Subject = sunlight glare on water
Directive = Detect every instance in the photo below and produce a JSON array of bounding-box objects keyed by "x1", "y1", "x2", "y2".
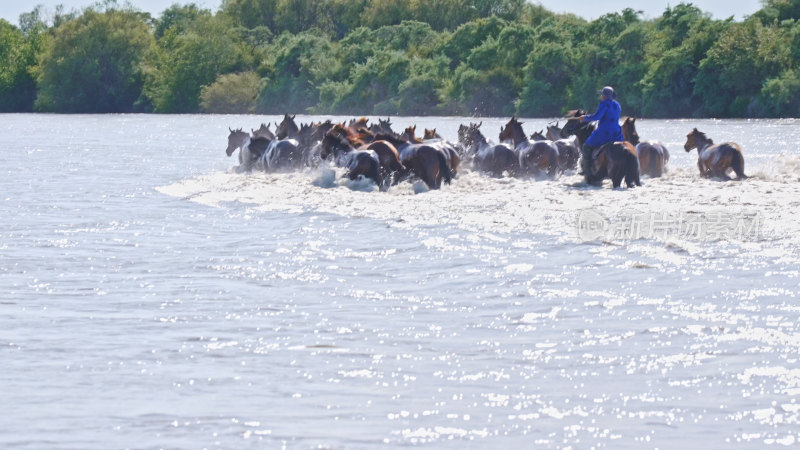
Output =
[{"x1": 1, "y1": 114, "x2": 799, "y2": 448}]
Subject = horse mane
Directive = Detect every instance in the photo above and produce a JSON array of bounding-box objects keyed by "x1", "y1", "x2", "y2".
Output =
[
  {"x1": 329, "y1": 123, "x2": 365, "y2": 148},
  {"x1": 348, "y1": 117, "x2": 369, "y2": 131},
  {"x1": 693, "y1": 128, "x2": 712, "y2": 144},
  {"x1": 373, "y1": 131, "x2": 405, "y2": 147}
]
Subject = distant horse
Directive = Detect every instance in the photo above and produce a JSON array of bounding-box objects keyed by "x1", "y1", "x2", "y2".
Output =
[
  {"x1": 683, "y1": 128, "x2": 746, "y2": 180},
  {"x1": 402, "y1": 126, "x2": 460, "y2": 176},
  {"x1": 369, "y1": 117, "x2": 394, "y2": 135},
  {"x1": 348, "y1": 117, "x2": 370, "y2": 133},
  {"x1": 621, "y1": 117, "x2": 669, "y2": 178},
  {"x1": 374, "y1": 131, "x2": 452, "y2": 190},
  {"x1": 499, "y1": 117, "x2": 558, "y2": 178},
  {"x1": 545, "y1": 122, "x2": 580, "y2": 172},
  {"x1": 252, "y1": 123, "x2": 276, "y2": 140},
  {"x1": 423, "y1": 128, "x2": 440, "y2": 139},
  {"x1": 275, "y1": 113, "x2": 299, "y2": 140},
  {"x1": 458, "y1": 122, "x2": 519, "y2": 177},
  {"x1": 226, "y1": 126, "x2": 302, "y2": 172},
  {"x1": 297, "y1": 120, "x2": 335, "y2": 168},
  {"x1": 561, "y1": 117, "x2": 641, "y2": 188},
  {"x1": 226, "y1": 128, "x2": 270, "y2": 172},
  {"x1": 321, "y1": 125, "x2": 383, "y2": 188}
]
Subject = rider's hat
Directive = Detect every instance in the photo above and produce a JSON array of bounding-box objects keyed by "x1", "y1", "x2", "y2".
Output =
[{"x1": 600, "y1": 86, "x2": 616, "y2": 99}]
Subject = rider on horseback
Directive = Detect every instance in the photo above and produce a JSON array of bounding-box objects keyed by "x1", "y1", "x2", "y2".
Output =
[{"x1": 578, "y1": 86, "x2": 624, "y2": 176}]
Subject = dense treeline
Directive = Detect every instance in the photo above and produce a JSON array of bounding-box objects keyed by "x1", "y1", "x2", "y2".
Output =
[{"x1": 2, "y1": 0, "x2": 800, "y2": 117}]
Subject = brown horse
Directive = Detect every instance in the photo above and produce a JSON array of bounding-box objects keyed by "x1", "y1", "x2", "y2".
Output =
[
  {"x1": 561, "y1": 117, "x2": 641, "y2": 188},
  {"x1": 499, "y1": 117, "x2": 558, "y2": 178},
  {"x1": 683, "y1": 128, "x2": 746, "y2": 180},
  {"x1": 621, "y1": 117, "x2": 669, "y2": 178},
  {"x1": 321, "y1": 125, "x2": 382, "y2": 188},
  {"x1": 374, "y1": 131, "x2": 452, "y2": 190},
  {"x1": 275, "y1": 113, "x2": 299, "y2": 140},
  {"x1": 347, "y1": 117, "x2": 370, "y2": 133},
  {"x1": 420, "y1": 128, "x2": 461, "y2": 176}
]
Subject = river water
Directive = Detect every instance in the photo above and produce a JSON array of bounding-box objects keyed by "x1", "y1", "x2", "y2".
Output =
[{"x1": 1, "y1": 114, "x2": 799, "y2": 448}]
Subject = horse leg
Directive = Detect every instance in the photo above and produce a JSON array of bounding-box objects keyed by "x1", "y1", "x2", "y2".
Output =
[
  {"x1": 697, "y1": 159, "x2": 707, "y2": 177},
  {"x1": 609, "y1": 161, "x2": 623, "y2": 188}
]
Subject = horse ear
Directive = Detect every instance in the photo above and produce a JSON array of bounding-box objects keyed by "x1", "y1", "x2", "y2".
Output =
[
  {"x1": 631, "y1": 117, "x2": 636, "y2": 123},
  {"x1": 478, "y1": 121, "x2": 483, "y2": 128},
  {"x1": 291, "y1": 114, "x2": 296, "y2": 120},
  {"x1": 229, "y1": 127, "x2": 232, "y2": 132}
]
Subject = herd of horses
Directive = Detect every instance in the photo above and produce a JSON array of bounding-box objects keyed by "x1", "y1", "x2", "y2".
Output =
[{"x1": 225, "y1": 112, "x2": 747, "y2": 191}]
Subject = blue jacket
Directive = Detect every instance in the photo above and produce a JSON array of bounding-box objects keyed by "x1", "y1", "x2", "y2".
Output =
[{"x1": 584, "y1": 98, "x2": 623, "y2": 147}]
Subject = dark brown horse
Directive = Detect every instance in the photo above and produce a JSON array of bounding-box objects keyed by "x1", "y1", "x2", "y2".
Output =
[
  {"x1": 321, "y1": 125, "x2": 383, "y2": 188},
  {"x1": 369, "y1": 117, "x2": 394, "y2": 135},
  {"x1": 621, "y1": 117, "x2": 669, "y2": 178},
  {"x1": 561, "y1": 117, "x2": 641, "y2": 188},
  {"x1": 499, "y1": 117, "x2": 559, "y2": 178},
  {"x1": 251, "y1": 123, "x2": 276, "y2": 140},
  {"x1": 300, "y1": 120, "x2": 335, "y2": 167},
  {"x1": 275, "y1": 113, "x2": 299, "y2": 140},
  {"x1": 375, "y1": 131, "x2": 452, "y2": 190},
  {"x1": 458, "y1": 122, "x2": 519, "y2": 177},
  {"x1": 420, "y1": 128, "x2": 461, "y2": 176},
  {"x1": 683, "y1": 128, "x2": 746, "y2": 180}
]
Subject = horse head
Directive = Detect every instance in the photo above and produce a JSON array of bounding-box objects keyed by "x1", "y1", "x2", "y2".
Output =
[
  {"x1": 621, "y1": 117, "x2": 640, "y2": 145},
  {"x1": 321, "y1": 124, "x2": 352, "y2": 160},
  {"x1": 348, "y1": 117, "x2": 370, "y2": 131},
  {"x1": 296, "y1": 122, "x2": 316, "y2": 146},
  {"x1": 546, "y1": 122, "x2": 562, "y2": 141},
  {"x1": 684, "y1": 128, "x2": 711, "y2": 152},
  {"x1": 276, "y1": 113, "x2": 299, "y2": 139},
  {"x1": 530, "y1": 130, "x2": 546, "y2": 141},
  {"x1": 401, "y1": 125, "x2": 421, "y2": 143},
  {"x1": 499, "y1": 116, "x2": 527, "y2": 146},
  {"x1": 226, "y1": 127, "x2": 249, "y2": 156},
  {"x1": 423, "y1": 128, "x2": 440, "y2": 140},
  {"x1": 252, "y1": 122, "x2": 276, "y2": 141}
]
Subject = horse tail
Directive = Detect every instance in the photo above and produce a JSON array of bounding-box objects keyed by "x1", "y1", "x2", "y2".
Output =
[
  {"x1": 731, "y1": 150, "x2": 747, "y2": 179},
  {"x1": 436, "y1": 149, "x2": 452, "y2": 185}
]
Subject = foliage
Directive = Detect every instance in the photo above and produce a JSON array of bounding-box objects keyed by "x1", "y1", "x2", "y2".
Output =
[
  {"x1": 143, "y1": 14, "x2": 249, "y2": 113},
  {"x1": 7, "y1": 0, "x2": 800, "y2": 117},
  {"x1": 34, "y1": 8, "x2": 154, "y2": 112},
  {"x1": 200, "y1": 71, "x2": 261, "y2": 113}
]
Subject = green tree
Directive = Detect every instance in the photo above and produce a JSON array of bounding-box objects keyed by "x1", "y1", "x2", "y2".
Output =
[
  {"x1": 154, "y1": 3, "x2": 210, "y2": 39},
  {"x1": 200, "y1": 71, "x2": 260, "y2": 113},
  {"x1": 318, "y1": 49, "x2": 410, "y2": 114},
  {"x1": 34, "y1": 8, "x2": 154, "y2": 112},
  {"x1": 144, "y1": 14, "x2": 250, "y2": 113},
  {"x1": 695, "y1": 19, "x2": 788, "y2": 116},
  {"x1": 222, "y1": 0, "x2": 278, "y2": 30},
  {"x1": 0, "y1": 20, "x2": 40, "y2": 111},
  {"x1": 257, "y1": 31, "x2": 335, "y2": 113}
]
